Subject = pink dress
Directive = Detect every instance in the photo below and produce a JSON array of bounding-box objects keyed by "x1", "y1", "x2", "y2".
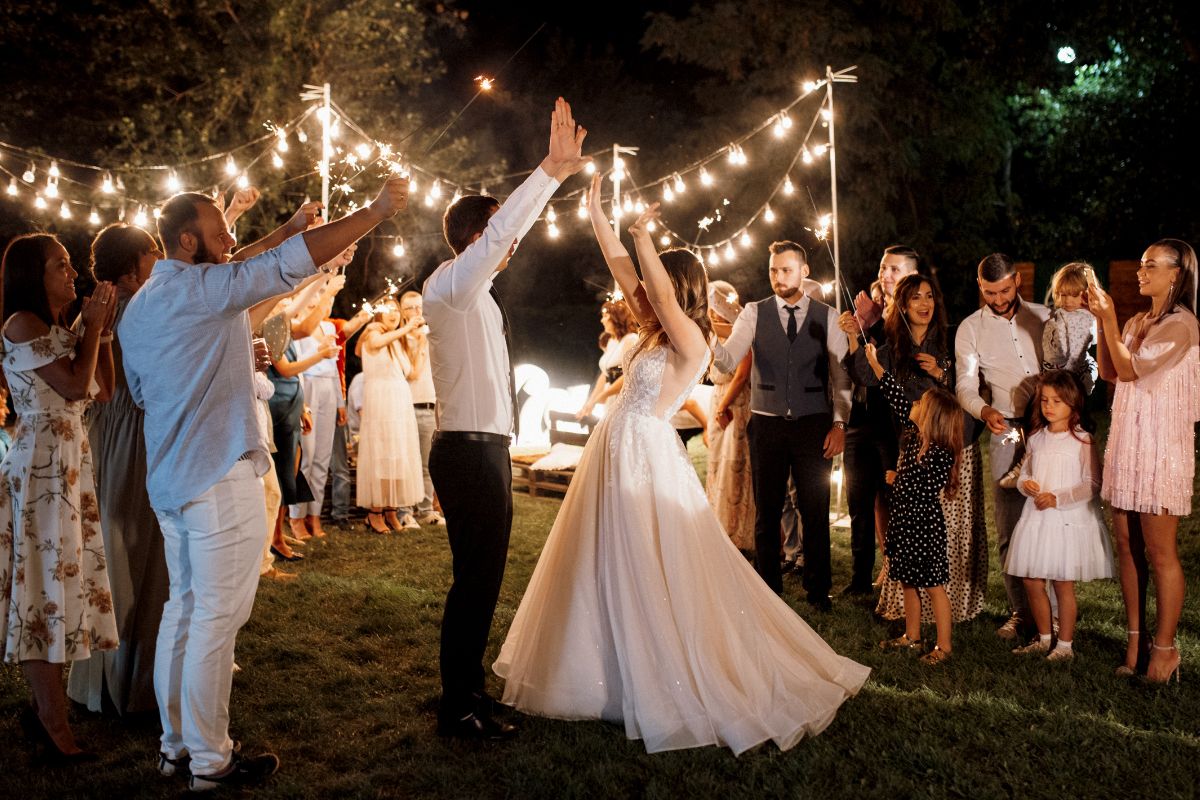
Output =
[{"x1": 1102, "y1": 308, "x2": 1200, "y2": 515}]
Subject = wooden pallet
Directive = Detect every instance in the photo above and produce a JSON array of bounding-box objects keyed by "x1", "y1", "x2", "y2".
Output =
[{"x1": 511, "y1": 411, "x2": 596, "y2": 497}]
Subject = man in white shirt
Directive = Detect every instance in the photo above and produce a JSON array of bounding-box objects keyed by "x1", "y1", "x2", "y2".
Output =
[
  {"x1": 712, "y1": 241, "x2": 851, "y2": 609},
  {"x1": 423, "y1": 97, "x2": 589, "y2": 741},
  {"x1": 954, "y1": 252, "x2": 1049, "y2": 641}
]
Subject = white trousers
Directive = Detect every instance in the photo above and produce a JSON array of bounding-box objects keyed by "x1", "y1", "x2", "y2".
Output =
[
  {"x1": 290, "y1": 374, "x2": 340, "y2": 519},
  {"x1": 153, "y1": 460, "x2": 265, "y2": 776}
]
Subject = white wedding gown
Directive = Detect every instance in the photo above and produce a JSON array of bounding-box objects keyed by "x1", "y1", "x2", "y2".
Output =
[{"x1": 494, "y1": 345, "x2": 870, "y2": 755}]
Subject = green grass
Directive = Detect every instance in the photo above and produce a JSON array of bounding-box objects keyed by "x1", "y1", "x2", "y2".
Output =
[{"x1": 2, "y1": 432, "x2": 1198, "y2": 799}]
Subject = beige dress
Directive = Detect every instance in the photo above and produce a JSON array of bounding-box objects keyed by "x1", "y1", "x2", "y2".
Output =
[
  {"x1": 0, "y1": 324, "x2": 118, "y2": 663},
  {"x1": 705, "y1": 356, "x2": 754, "y2": 552},
  {"x1": 356, "y1": 325, "x2": 423, "y2": 508}
]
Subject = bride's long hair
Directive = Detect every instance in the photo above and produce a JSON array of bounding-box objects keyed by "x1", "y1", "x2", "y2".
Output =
[{"x1": 630, "y1": 248, "x2": 713, "y2": 359}]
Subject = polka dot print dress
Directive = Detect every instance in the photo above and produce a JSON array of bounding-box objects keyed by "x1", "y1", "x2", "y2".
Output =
[{"x1": 878, "y1": 373, "x2": 953, "y2": 589}]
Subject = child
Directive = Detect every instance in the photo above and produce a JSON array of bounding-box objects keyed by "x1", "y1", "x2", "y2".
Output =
[
  {"x1": 1005, "y1": 371, "x2": 1114, "y2": 661},
  {"x1": 999, "y1": 263, "x2": 1099, "y2": 489},
  {"x1": 865, "y1": 343, "x2": 963, "y2": 666},
  {"x1": 1042, "y1": 262, "x2": 1099, "y2": 394}
]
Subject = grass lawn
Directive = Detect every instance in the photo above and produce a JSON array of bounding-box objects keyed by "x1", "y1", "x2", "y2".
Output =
[{"x1": 2, "y1": 434, "x2": 1197, "y2": 799}]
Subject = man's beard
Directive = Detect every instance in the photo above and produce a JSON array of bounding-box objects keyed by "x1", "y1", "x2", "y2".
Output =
[{"x1": 194, "y1": 239, "x2": 222, "y2": 265}]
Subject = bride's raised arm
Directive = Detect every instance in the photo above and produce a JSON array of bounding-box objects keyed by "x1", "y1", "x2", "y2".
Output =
[
  {"x1": 628, "y1": 204, "x2": 708, "y2": 361},
  {"x1": 586, "y1": 173, "x2": 653, "y2": 326}
]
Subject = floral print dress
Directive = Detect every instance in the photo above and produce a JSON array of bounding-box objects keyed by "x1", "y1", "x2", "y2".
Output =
[{"x1": 0, "y1": 324, "x2": 118, "y2": 663}]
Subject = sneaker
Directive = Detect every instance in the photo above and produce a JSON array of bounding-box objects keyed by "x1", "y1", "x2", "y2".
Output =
[
  {"x1": 189, "y1": 751, "x2": 279, "y2": 792},
  {"x1": 996, "y1": 613, "x2": 1023, "y2": 640},
  {"x1": 1046, "y1": 647, "x2": 1074, "y2": 663},
  {"x1": 159, "y1": 752, "x2": 191, "y2": 778},
  {"x1": 1013, "y1": 638, "x2": 1052, "y2": 655},
  {"x1": 400, "y1": 513, "x2": 421, "y2": 530},
  {"x1": 418, "y1": 512, "x2": 446, "y2": 526}
]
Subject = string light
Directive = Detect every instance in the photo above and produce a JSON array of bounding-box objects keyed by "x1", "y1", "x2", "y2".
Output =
[
  {"x1": 646, "y1": 220, "x2": 656, "y2": 233},
  {"x1": 392, "y1": 241, "x2": 406, "y2": 257},
  {"x1": 707, "y1": 250, "x2": 720, "y2": 266},
  {"x1": 45, "y1": 180, "x2": 58, "y2": 199},
  {"x1": 634, "y1": 199, "x2": 645, "y2": 214},
  {"x1": 88, "y1": 207, "x2": 100, "y2": 225},
  {"x1": 584, "y1": 161, "x2": 596, "y2": 175},
  {"x1": 724, "y1": 242, "x2": 735, "y2": 260},
  {"x1": 773, "y1": 116, "x2": 787, "y2": 138},
  {"x1": 59, "y1": 201, "x2": 70, "y2": 219},
  {"x1": 166, "y1": 171, "x2": 181, "y2": 192},
  {"x1": 783, "y1": 177, "x2": 795, "y2": 195},
  {"x1": 153, "y1": 207, "x2": 162, "y2": 219},
  {"x1": 133, "y1": 206, "x2": 148, "y2": 227},
  {"x1": 22, "y1": 163, "x2": 35, "y2": 183},
  {"x1": 6, "y1": 178, "x2": 17, "y2": 196},
  {"x1": 48, "y1": 161, "x2": 60, "y2": 179},
  {"x1": 699, "y1": 167, "x2": 713, "y2": 186},
  {"x1": 764, "y1": 205, "x2": 775, "y2": 223},
  {"x1": 802, "y1": 79, "x2": 818, "y2": 94},
  {"x1": 546, "y1": 206, "x2": 556, "y2": 223},
  {"x1": 812, "y1": 143, "x2": 828, "y2": 157},
  {"x1": 272, "y1": 152, "x2": 284, "y2": 168},
  {"x1": 34, "y1": 194, "x2": 47, "y2": 210},
  {"x1": 224, "y1": 156, "x2": 238, "y2": 176},
  {"x1": 740, "y1": 231, "x2": 752, "y2": 248},
  {"x1": 101, "y1": 173, "x2": 114, "y2": 194},
  {"x1": 660, "y1": 235, "x2": 671, "y2": 246},
  {"x1": 821, "y1": 108, "x2": 833, "y2": 122},
  {"x1": 276, "y1": 130, "x2": 289, "y2": 152},
  {"x1": 236, "y1": 173, "x2": 250, "y2": 189},
  {"x1": 355, "y1": 143, "x2": 372, "y2": 159},
  {"x1": 430, "y1": 180, "x2": 442, "y2": 199},
  {"x1": 623, "y1": 194, "x2": 633, "y2": 213},
  {"x1": 577, "y1": 197, "x2": 587, "y2": 219},
  {"x1": 802, "y1": 148, "x2": 814, "y2": 165},
  {"x1": 547, "y1": 222, "x2": 559, "y2": 239},
  {"x1": 673, "y1": 174, "x2": 685, "y2": 194},
  {"x1": 662, "y1": 183, "x2": 675, "y2": 202}
]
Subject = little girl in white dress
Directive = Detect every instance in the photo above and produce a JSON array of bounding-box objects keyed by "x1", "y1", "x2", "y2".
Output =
[{"x1": 1006, "y1": 371, "x2": 1114, "y2": 661}]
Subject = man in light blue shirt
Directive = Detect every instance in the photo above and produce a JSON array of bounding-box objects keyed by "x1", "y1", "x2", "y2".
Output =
[{"x1": 120, "y1": 178, "x2": 408, "y2": 791}]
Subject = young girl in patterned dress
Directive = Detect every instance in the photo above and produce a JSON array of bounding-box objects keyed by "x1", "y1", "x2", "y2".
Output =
[{"x1": 864, "y1": 343, "x2": 963, "y2": 666}]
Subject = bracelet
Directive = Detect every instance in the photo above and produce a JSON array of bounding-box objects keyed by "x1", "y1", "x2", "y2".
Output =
[{"x1": 99, "y1": 332, "x2": 114, "y2": 344}]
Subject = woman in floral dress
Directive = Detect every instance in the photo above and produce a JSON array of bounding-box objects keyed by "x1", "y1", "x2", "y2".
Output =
[{"x1": 0, "y1": 233, "x2": 118, "y2": 760}]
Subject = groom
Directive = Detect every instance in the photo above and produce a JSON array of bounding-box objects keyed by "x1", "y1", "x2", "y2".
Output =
[
  {"x1": 424, "y1": 97, "x2": 589, "y2": 740},
  {"x1": 712, "y1": 241, "x2": 851, "y2": 608}
]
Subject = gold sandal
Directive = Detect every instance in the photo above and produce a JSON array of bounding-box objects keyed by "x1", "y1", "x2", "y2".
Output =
[
  {"x1": 879, "y1": 634, "x2": 922, "y2": 652},
  {"x1": 919, "y1": 646, "x2": 951, "y2": 666}
]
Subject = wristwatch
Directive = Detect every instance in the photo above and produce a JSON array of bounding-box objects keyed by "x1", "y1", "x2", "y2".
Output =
[{"x1": 832, "y1": 421, "x2": 846, "y2": 430}]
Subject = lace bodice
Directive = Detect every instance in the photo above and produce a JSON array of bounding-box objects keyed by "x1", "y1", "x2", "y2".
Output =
[{"x1": 613, "y1": 345, "x2": 708, "y2": 422}]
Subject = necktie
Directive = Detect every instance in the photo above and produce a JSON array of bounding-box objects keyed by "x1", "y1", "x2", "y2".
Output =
[
  {"x1": 489, "y1": 285, "x2": 520, "y2": 437},
  {"x1": 785, "y1": 305, "x2": 798, "y2": 343}
]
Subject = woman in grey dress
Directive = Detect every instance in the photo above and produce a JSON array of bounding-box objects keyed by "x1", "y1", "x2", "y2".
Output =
[{"x1": 67, "y1": 223, "x2": 169, "y2": 715}]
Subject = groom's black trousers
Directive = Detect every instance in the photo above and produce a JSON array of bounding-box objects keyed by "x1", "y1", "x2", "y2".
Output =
[{"x1": 429, "y1": 432, "x2": 513, "y2": 720}]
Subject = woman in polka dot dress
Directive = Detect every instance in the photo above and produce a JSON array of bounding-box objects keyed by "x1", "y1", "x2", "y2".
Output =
[{"x1": 863, "y1": 343, "x2": 963, "y2": 666}]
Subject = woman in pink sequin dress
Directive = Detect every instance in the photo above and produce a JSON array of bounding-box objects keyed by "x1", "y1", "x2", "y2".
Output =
[{"x1": 1088, "y1": 239, "x2": 1199, "y2": 684}]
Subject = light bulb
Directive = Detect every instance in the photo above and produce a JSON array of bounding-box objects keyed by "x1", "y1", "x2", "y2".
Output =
[
  {"x1": 22, "y1": 163, "x2": 35, "y2": 183},
  {"x1": 409, "y1": 177, "x2": 418, "y2": 192},
  {"x1": 272, "y1": 153, "x2": 284, "y2": 168},
  {"x1": 577, "y1": 204, "x2": 588, "y2": 220},
  {"x1": 782, "y1": 114, "x2": 793, "y2": 129},
  {"x1": 88, "y1": 208, "x2": 100, "y2": 225},
  {"x1": 430, "y1": 180, "x2": 442, "y2": 198},
  {"x1": 236, "y1": 173, "x2": 249, "y2": 189},
  {"x1": 59, "y1": 202, "x2": 71, "y2": 219},
  {"x1": 355, "y1": 143, "x2": 372, "y2": 159},
  {"x1": 783, "y1": 177, "x2": 795, "y2": 195},
  {"x1": 802, "y1": 148, "x2": 814, "y2": 165},
  {"x1": 623, "y1": 194, "x2": 633, "y2": 212},
  {"x1": 34, "y1": 195, "x2": 47, "y2": 210},
  {"x1": 764, "y1": 205, "x2": 775, "y2": 223},
  {"x1": 647, "y1": 220, "x2": 656, "y2": 233},
  {"x1": 167, "y1": 171, "x2": 181, "y2": 192},
  {"x1": 674, "y1": 175, "x2": 686, "y2": 194},
  {"x1": 276, "y1": 132, "x2": 289, "y2": 152},
  {"x1": 821, "y1": 108, "x2": 832, "y2": 121},
  {"x1": 707, "y1": 250, "x2": 720, "y2": 266},
  {"x1": 225, "y1": 156, "x2": 238, "y2": 176},
  {"x1": 660, "y1": 235, "x2": 671, "y2": 247},
  {"x1": 546, "y1": 206, "x2": 556, "y2": 222},
  {"x1": 819, "y1": 213, "x2": 832, "y2": 228},
  {"x1": 740, "y1": 232, "x2": 752, "y2": 248},
  {"x1": 101, "y1": 173, "x2": 114, "y2": 194},
  {"x1": 663, "y1": 184, "x2": 674, "y2": 202},
  {"x1": 6, "y1": 178, "x2": 17, "y2": 196},
  {"x1": 392, "y1": 242, "x2": 406, "y2": 257},
  {"x1": 802, "y1": 79, "x2": 818, "y2": 94},
  {"x1": 699, "y1": 168, "x2": 713, "y2": 186},
  {"x1": 424, "y1": 194, "x2": 434, "y2": 207},
  {"x1": 547, "y1": 222, "x2": 559, "y2": 239},
  {"x1": 296, "y1": 129, "x2": 308, "y2": 143},
  {"x1": 584, "y1": 161, "x2": 596, "y2": 175},
  {"x1": 45, "y1": 181, "x2": 58, "y2": 199},
  {"x1": 48, "y1": 161, "x2": 60, "y2": 179},
  {"x1": 724, "y1": 242, "x2": 735, "y2": 260},
  {"x1": 634, "y1": 200, "x2": 645, "y2": 214},
  {"x1": 773, "y1": 118, "x2": 786, "y2": 138},
  {"x1": 133, "y1": 207, "x2": 148, "y2": 226},
  {"x1": 153, "y1": 207, "x2": 162, "y2": 219},
  {"x1": 727, "y1": 146, "x2": 739, "y2": 165},
  {"x1": 813, "y1": 144, "x2": 828, "y2": 157}
]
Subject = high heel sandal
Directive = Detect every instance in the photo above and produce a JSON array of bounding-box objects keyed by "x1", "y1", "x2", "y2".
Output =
[
  {"x1": 1114, "y1": 630, "x2": 1148, "y2": 678},
  {"x1": 879, "y1": 633, "x2": 922, "y2": 652},
  {"x1": 19, "y1": 705, "x2": 96, "y2": 765},
  {"x1": 1145, "y1": 640, "x2": 1182, "y2": 685},
  {"x1": 364, "y1": 512, "x2": 389, "y2": 534}
]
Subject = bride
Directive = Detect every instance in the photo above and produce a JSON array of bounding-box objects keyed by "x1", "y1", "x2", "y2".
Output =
[{"x1": 494, "y1": 174, "x2": 870, "y2": 755}]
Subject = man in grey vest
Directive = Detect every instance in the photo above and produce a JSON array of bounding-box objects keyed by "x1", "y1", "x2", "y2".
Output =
[{"x1": 713, "y1": 241, "x2": 851, "y2": 607}]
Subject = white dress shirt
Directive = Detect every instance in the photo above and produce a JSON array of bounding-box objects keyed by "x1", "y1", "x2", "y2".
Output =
[
  {"x1": 712, "y1": 293, "x2": 852, "y2": 423},
  {"x1": 954, "y1": 298, "x2": 1050, "y2": 420},
  {"x1": 422, "y1": 167, "x2": 560, "y2": 436}
]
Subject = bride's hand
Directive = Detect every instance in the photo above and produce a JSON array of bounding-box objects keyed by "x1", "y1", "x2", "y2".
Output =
[{"x1": 627, "y1": 203, "x2": 661, "y2": 239}]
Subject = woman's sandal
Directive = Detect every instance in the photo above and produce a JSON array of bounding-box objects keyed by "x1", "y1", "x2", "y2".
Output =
[
  {"x1": 879, "y1": 634, "x2": 923, "y2": 652},
  {"x1": 1145, "y1": 640, "x2": 1182, "y2": 685}
]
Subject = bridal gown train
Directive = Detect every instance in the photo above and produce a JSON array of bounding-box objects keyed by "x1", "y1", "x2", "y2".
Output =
[{"x1": 494, "y1": 345, "x2": 870, "y2": 755}]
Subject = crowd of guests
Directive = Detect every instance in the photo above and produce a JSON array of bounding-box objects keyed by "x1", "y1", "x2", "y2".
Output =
[
  {"x1": 613, "y1": 238, "x2": 1194, "y2": 674},
  {"x1": 0, "y1": 157, "x2": 1195, "y2": 781}
]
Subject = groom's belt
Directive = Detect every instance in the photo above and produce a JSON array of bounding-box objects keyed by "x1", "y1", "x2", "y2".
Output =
[{"x1": 433, "y1": 430, "x2": 512, "y2": 446}]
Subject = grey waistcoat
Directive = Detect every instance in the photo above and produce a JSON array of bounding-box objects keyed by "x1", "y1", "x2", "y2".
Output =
[{"x1": 749, "y1": 297, "x2": 831, "y2": 418}]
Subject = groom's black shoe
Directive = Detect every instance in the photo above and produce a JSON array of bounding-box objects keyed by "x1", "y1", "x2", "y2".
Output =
[
  {"x1": 840, "y1": 582, "x2": 873, "y2": 597},
  {"x1": 437, "y1": 711, "x2": 518, "y2": 741},
  {"x1": 806, "y1": 594, "x2": 833, "y2": 612}
]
